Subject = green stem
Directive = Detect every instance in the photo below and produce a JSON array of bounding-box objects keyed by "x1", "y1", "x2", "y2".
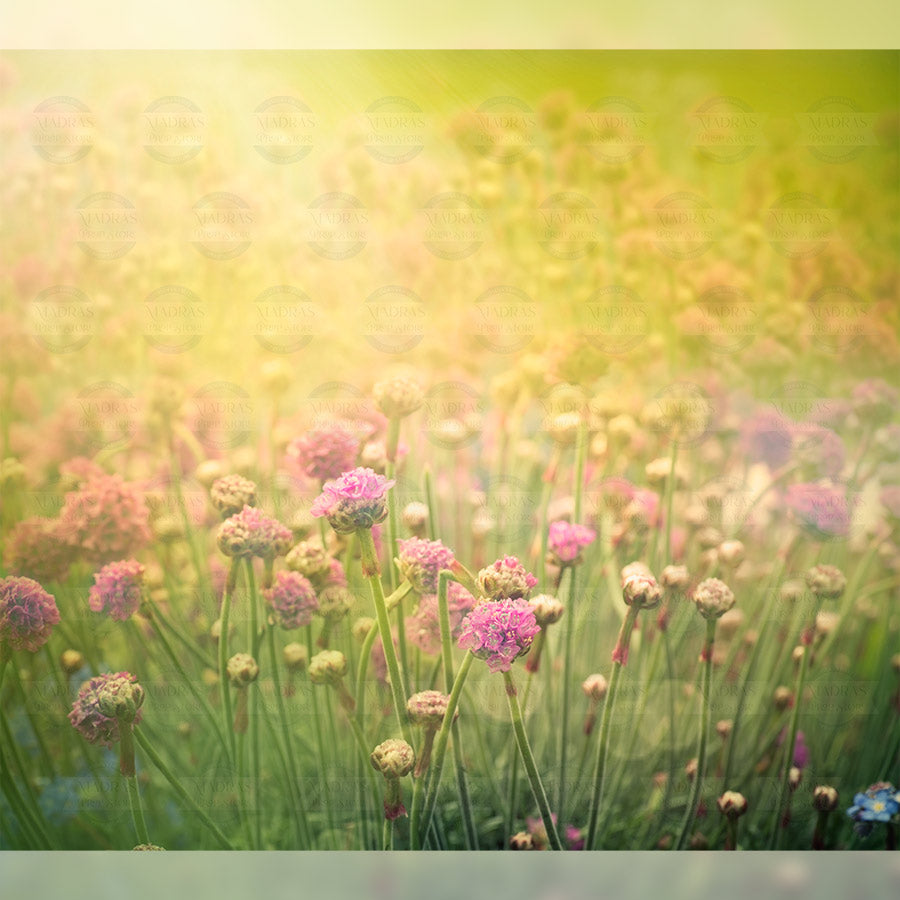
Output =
[
  {"x1": 244, "y1": 559, "x2": 262, "y2": 849},
  {"x1": 218, "y1": 559, "x2": 239, "y2": 764},
  {"x1": 124, "y1": 771, "x2": 151, "y2": 846},
  {"x1": 423, "y1": 466, "x2": 438, "y2": 540},
  {"x1": 503, "y1": 670, "x2": 563, "y2": 850},
  {"x1": 356, "y1": 527, "x2": 412, "y2": 745},
  {"x1": 132, "y1": 727, "x2": 234, "y2": 848},
  {"x1": 675, "y1": 619, "x2": 717, "y2": 850}
]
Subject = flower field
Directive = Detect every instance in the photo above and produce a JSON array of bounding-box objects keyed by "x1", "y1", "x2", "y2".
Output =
[{"x1": 0, "y1": 50, "x2": 898, "y2": 851}]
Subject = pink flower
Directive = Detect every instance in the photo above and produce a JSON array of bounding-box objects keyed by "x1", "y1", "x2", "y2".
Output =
[
  {"x1": 395, "y1": 538, "x2": 455, "y2": 593},
  {"x1": 88, "y1": 559, "x2": 145, "y2": 622},
  {"x1": 217, "y1": 506, "x2": 293, "y2": 558},
  {"x1": 264, "y1": 571, "x2": 319, "y2": 630},
  {"x1": 0, "y1": 575, "x2": 60, "y2": 653},
  {"x1": 68, "y1": 672, "x2": 143, "y2": 747},
  {"x1": 740, "y1": 411, "x2": 793, "y2": 469},
  {"x1": 547, "y1": 521, "x2": 596, "y2": 565},
  {"x1": 407, "y1": 583, "x2": 476, "y2": 656},
  {"x1": 476, "y1": 556, "x2": 538, "y2": 601},
  {"x1": 457, "y1": 598, "x2": 540, "y2": 673},
  {"x1": 311, "y1": 467, "x2": 394, "y2": 534},
  {"x1": 287, "y1": 425, "x2": 359, "y2": 482},
  {"x1": 4, "y1": 517, "x2": 74, "y2": 583},
  {"x1": 784, "y1": 483, "x2": 850, "y2": 538}
]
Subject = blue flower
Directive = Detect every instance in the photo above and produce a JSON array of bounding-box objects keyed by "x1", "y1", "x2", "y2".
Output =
[{"x1": 846, "y1": 782, "x2": 899, "y2": 829}]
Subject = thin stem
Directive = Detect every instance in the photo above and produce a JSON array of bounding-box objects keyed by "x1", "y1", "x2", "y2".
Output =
[
  {"x1": 423, "y1": 466, "x2": 438, "y2": 540},
  {"x1": 217, "y1": 559, "x2": 239, "y2": 764},
  {"x1": 675, "y1": 618, "x2": 717, "y2": 850},
  {"x1": 244, "y1": 559, "x2": 262, "y2": 849},
  {"x1": 584, "y1": 659, "x2": 623, "y2": 850},
  {"x1": 124, "y1": 770, "x2": 151, "y2": 846},
  {"x1": 503, "y1": 670, "x2": 563, "y2": 850}
]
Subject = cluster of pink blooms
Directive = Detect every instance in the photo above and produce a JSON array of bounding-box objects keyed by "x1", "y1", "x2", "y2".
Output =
[
  {"x1": 287, "y1": 425, "x2": 359, "y2": 482},
  {"x1": 739, "y1": 411, "x2": 793, "y2": 469},
  {"x1": 4, "y1": 517, "x2": 75, "y2": 583},
  {"x1": 784, "y1": 483, "x2": 851, "y2": 538},
  {"x1": 264, "y1": 571, "x2": 319, "y2": 630},
  {"x1": 88, "y1": 559, "x2": 145, "y2": 622},
  {"x1": 217, "y1": 506, "x2": 293, "y2": 558},
  {"x1": 406, "y1": 582, "x2": 477, "y2": 656},
  {"x1": 476, "y1": 556, "x2": 538, "y2": 601},
  {"x1": 547, "y1": 520, "x2": 596, "y2": 565},
  {"x1": 0, "y1": 575, "x2": 60, "y2": 653},
  {"x1": 68, "y1": 672, "x2": 143, "y2": 747},
  {"x1": 311, "y1": 467, "x2": 394, "y2": 534},
  {"x1": 395, "y1": 537, "x2": 455, "y2": 593},
  {"x1": 457, "y1": 598, "x2": 540, "y2": 673}
]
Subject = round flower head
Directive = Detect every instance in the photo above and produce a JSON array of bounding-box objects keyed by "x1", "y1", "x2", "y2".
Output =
[
  {"x1": 717, "y1": 791, "x2": 748, "y2": 819},
  {"x1": 740, "y1": 411, "x2": 793, "y2": 469},
  {"x1": 395, "y1": 537, "x2": 455, "y2": 593},
  {"x1": 476, "y1": 556, "x2": 538, "y2": 601},
  {"x1": 717, "y1": 540, "x2": 745, "y2": 568},
  {"x1": 265, "y1": 571, "x2": 318, "y2": 630},
  {"x1": 805, "y1": 564, "x2": 846, "y2": 600},
  {"x1": 660, "y1": 564, "x2": 690, "y2": 592},
  {"x1": 315, "y1": 585, "x2": 353, "y2": 622},
  {"x1": 308, "y1": 649, "x2": 348, "y2": 685},
  {"x1": 0, "y1": 576, "x2": 60, "y2": 654},
  {"x1": 69, "y1": 672, "x2": 144, "y2": 746},
  {"x1": 623, "y1": 573, "x2": 663, "y2": 610},
  {"x1": 4, "y1": 517, "x2": 74, "y2": 583},
  {"x1": 217, "y1": 506, "x2": 293, "y2": 558},
  {"x1": 285, "y1": 539, "x2": 332, "y2": 581},
  {"x1": 457, "y1": 598, "x2": 540, "y2": 673},
  {"x1": 509, "y1": 832, "x2": 535, "y2": 851},
  {"x1": 373, "y1": 376, "x2": 424, "y2": 419},
  {"x1": 287, "y1": 425, "x2": 359, "y2": 483},
  {"x1": 813, "y1": 785, "x2": 839, "y2": 812},
  {"x1": 370, "y1": 738, "x2": 415, "y2": 778},
  {"x1": 88, "y1": 559, "x2": 144, "y2": 622},
  {"x1": 311, "y1": 467, "x2": 395, "y2": 534},
  {"x1": 401, "y1": 501, "x2": 429, "y2": 537},
  {"x1": 407, "y1": 583, "x2": 476, "y2": 656},
  {"x1": 582, "y1": 673, "x2": 608, "y2": 701},
  {"x1": 692, "y1": 578, "x2": 735, "y2": 620},
  {"x1": 226, "y1": 653, "x2": 259, "y2": 687},
  {"x1": 95, "y1": 672, "x2": 145, "y2": 722},
  {"x1": 528, "y1": 593, "x2": 564, "y2": 627},
  {"x1": 547, "y1": 521, "x2": 596, "y2": 566},
  {"x1": 784, "y1": 483, "x2": 850, "y2": 539},
  {"x1": 283, "y1": 642, "x2": 308, "y2": 671},
  {"x1": 620, "y1": 561, "x2": 653, "y2": 587},
  {"x1": 846, "y1": 782, "x2": 899, "y2": 833},
  {"x1": 210, "y1": 474, "x2": 257, "y2": 518},
  {"x1": 406, "y1": 690, "x2": 451, "y2": 729}
]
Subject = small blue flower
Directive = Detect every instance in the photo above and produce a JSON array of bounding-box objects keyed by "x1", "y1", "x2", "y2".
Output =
[{"x1": 846, "y1": 782, "x2": 899, "y2": 829}]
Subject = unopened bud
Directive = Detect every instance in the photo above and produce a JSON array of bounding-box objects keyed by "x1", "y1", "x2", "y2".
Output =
[
  {"x1": 226, "y1": 653, "x2": 259, "y2": 687},
  {"x1": 283, "y1": 642, "x2": 308, "y2": 672},
  {"x1": 812, "y1": 785, "x2": 839, "y2": 812}
]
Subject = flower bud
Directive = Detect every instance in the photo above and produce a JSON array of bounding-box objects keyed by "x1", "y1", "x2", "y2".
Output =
[
  {"x1": 226, "y1": 653, "x2": 259, "y2": 687},
  {"x1": 716, "y1": 719, "x2": 733, "y2": 740},
  {"x1": 660, "y1": 564, "x2": 690, "y2": 593},
  {"x1": 133, "y1": 843, "x2": 166, "y2": 851},
  {"x1": 406, "y1": 690, "x2": 451, "y2": 730},
  {"x1": 373, "y1": 377, "x2": 424, "y2": 419},
  {"x1": 528, "y1": 593, "x2": 564, "y2": 626},
  {"x1": 805, "y1": 564, "x2": 846, "y2": 600},
  {"x1": 210, "y1": 475, "x2": 257, "y2": 518},
  {"x1": 283, "y1": 642, "x2": 308, "y2": 672},
  {"x1": 717, "y1": 540, "x2": 745, "y2": 568},
  {"x1": 401, "y1": 501, "x2": 429, "y2": 537},
  {"x1": 692, "y1": 578, "x2": 735, "y2": 620},
  {"x1": 774, "y1": 686, "x2": 793, "y2": 710},
  {"x1": 582, "y1": 673, "x2": 608, "y2": 701},
  {"x1": 812, "y1": 785, "x2": 839, "y2": 812},
  {"x1": 789, "y1": 766, "x2": 802, "y2": 791},
  {"x1": 60, "y1": 649, "x2": 85, "y2": 675},
  {"x1": 623, "y1": 573, "x2": 662, "y2": 610},
  {"x1": 96, "y1": 676, "x2": 145, "y2": 722},
  {"x1": 352, "y1": 616, "x2": 376, "y2": 643},
  {"x1": 717, "y1": 791, "x2": 748, "y2": 819},
  {"x1": 509, "y1": 831, "x2": 535, "y2": 850},
  {"x1": 308, "y1": 649, "x2": 347, "y2": 685}
]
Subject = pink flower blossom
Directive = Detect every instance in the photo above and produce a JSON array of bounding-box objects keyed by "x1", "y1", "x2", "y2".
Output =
[
  {"x1": 457, "y1": 598, "x2": 540, "y2": 673},
  {"x1": 311, "y1": 467, "x2": 394, "y2": 534},
  {"x1": 547, "y1": 521, "x2": 596, "y2": 565},
  {"x1": 395, "y1": 538, "x2": 455, "y2": 593},
  {"x1": 88, "y1": 559, "x2": 145, "y2": 621},
  {"x1": 265, "y1": 571, "x2": 319, "y2": 630},
  {"x1": 0, "y1": 575, "x2": 60, "y2": 653},
  {"x1": 68, "y1": 672, "x2": 143, "y2": 747},
  {"x1": 287, "y1": 425, "x2": 359, "y2": 482}
]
